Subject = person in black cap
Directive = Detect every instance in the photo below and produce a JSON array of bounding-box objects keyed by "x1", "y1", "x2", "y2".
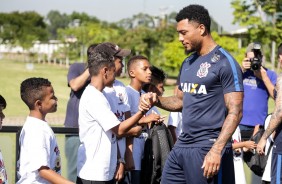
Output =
[
  {"x1": 64, "y1": 44, "x2": 97, "y2": 182},
  {"x1": 76, "y1": 42, "x2": 151, "y2": 184}
]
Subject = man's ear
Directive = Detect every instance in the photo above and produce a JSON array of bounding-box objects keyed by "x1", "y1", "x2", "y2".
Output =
[{"x1": 199, "y1": 24, "x2": 206, "y2": 36}]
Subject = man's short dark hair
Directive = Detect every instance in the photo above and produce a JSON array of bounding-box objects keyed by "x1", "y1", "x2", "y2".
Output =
[
  {"x1": 0, "y1": 95, "x2": 6, "y2": 109},
  {"x1": 176, "y1": 4, "x2": 211, "y2": 33},
  {"x1": 278, "y1": 43, "x2": 282, "y2": 55},
  {"x1": 127, "y1": 55, "x2": 149, "y2": 76},
  {"x1": 88, "y1": 51, "x2": 115, "y2": 76},
  {"x1": 20, "y1": 77, "x2": 52, "y2": 110}
]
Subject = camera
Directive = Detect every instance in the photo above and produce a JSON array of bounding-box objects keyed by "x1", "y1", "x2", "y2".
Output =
[{"x1": 249, "y1": 43, "x2": 263, "y2": 71}]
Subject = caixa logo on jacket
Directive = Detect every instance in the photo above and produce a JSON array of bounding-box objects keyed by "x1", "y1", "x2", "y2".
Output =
[{"x1": 180, "y1": 83, "x2": 207, "y2": 95}]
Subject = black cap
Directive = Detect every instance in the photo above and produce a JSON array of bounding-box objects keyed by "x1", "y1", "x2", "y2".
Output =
[{"x1": 93, "y1": 42, "x2": 131, "y2": 57}]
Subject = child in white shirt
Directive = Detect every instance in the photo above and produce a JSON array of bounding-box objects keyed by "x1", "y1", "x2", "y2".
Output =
[{"x1": 17, "y1": 77, "x2": 73, "y2": 184}]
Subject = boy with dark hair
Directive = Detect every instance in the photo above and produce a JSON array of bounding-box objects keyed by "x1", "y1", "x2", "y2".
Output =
[
  {"x1": 142, "y1": 65, "x2": 166, "y2": 96},
  {"x1": 64, "y1": 43, "x2": 97, "y2": 182},
  {"x1": 126, "y1": 56, "x2": 162, "y2": 184},
  {"x1": 17, "y1": 77, "x2": 74, "y2": 184},
  {"x1": 0, "y1": 95, "x2": 8, "y2": 184},
  {"x1": 93, "y1": 42, "x2": 142, "y2": 182},
  {"x1": 76, "y1": 45, "x2": 152, "y2": 184}
]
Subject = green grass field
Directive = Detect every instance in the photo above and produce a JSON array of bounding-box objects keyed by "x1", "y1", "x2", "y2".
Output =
[
  {"x1": 0, "y1": 59, "x2": 174, "y2": 121},
  {"x1": 0, "y1": 59, "x2": 69, "y2": 118}
]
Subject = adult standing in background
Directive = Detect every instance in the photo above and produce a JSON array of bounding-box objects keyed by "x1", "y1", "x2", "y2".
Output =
[
  {"x1": 64, "y1": 44, "x2": 97, "y2": 182},
  {"x1": 239, "y1": 42, "x2": 277, "y2": 140}
]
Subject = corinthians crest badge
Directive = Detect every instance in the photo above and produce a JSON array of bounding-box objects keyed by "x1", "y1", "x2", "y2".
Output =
[{"x1": 197, "y1": 62, "x2": 211, "y2": 78}]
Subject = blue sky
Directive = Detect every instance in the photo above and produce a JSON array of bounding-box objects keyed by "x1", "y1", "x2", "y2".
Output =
[{"x1": 0, "y1": 0, "x2": 240, "y2": 32}]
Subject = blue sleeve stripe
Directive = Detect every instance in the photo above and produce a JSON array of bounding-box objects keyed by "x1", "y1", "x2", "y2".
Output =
[
  {"x1": 219, "y1": 48, "x2": 241, "y2": 91},
  {"x1": 277, "y1": 154, "x2": 282, "y2": 184}
]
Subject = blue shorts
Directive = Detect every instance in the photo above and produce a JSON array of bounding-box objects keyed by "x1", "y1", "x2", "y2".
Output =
[
  {"x1": 271, "y1": 151, "x2": 282, "y2": 184},
  {"x1": 161, "y1": 146, "x2": 235, "y2": 184}
]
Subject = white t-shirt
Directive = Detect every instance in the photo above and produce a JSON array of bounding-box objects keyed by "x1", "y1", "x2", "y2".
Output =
[
  {"x1": 167, "y1": 112, "x2": 182, "y2": 137},
  {"x1": 104, "y1": 80, "x2": 130, "y2": 159},
  {"x1": 126, "y1": 85, "x2": 146, "y2": 171},
  {"x1": 77, "y1": 85, "x2": 120, "y2": 181},
  {"x1": 17, "y1": 116, "x2": 61, "y2": 184},
  {"x1": 232, "y1": 126, "x2": 246, "y2": 184},
  {"x1": 0, "y1": 149, "x2": 8, "y2": 184}
]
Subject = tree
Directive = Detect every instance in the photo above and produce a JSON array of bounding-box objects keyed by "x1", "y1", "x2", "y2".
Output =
[
  {"x1": 57, "y1": 21, "x2": 122, "y2": 62},
  {"x1": 212, "y1": 31, "x2": 246, "y2": 64},
  {"x1": 162, "y1": 37, "x2": 187, "y2": 77},
  {"x1": 231, "y1": 0, "x2": 282, "y2": 64},
  {"x1": 0, "y1": 11, "x2": 48, "y2": 49},
  {"x1": 46, "y1": 10, "x2": 70, "y2": 39}
]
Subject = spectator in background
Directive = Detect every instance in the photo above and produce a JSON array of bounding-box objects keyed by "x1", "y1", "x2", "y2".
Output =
[
  {"x1": 64, "y1": 44, "x2": 97, "y2": 182},
  {"x1": 239, "y1": 42, "x2": 277, "y2": 184},
  {"x1": 0, "y1": 95, "x2": 8, "y2": 184},
  {"x1": 239, "y1": 42, "x2": 277, "y2": 139}
]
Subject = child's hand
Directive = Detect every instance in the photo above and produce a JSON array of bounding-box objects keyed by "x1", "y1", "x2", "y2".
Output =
[
  {"x1": 144, "y1": 113, "x2": 160, "y2": 123},
  {"x1": 243, "y1": 141, "x2": 257, "y2": 151}
]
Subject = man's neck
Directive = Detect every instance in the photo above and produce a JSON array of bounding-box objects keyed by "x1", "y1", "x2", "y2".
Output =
[{"x1": 198, "y1": 37, "x2": 217, "y2": 56}]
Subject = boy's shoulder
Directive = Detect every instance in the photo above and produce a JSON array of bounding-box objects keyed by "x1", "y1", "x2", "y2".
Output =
[{"x1": 22, "y1": 116, "x2": 52, "y2": 133}]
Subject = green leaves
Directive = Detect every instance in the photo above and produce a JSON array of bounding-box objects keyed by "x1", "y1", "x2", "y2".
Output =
[
  {"x1": 231, "y1": 0, "x2": 282, "y2": 44},
  {"x1": 0, "y1": 11, "x2": 48, "y2": 48}
]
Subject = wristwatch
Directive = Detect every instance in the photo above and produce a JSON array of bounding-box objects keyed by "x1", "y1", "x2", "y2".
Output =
[{"x1": 118, "y1": 158, "x2": 126, "y2": 164}]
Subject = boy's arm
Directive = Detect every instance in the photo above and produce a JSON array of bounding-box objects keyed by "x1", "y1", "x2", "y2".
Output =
[
  {"x1": 138, "y1": 113, "x2": 160, "y2": 124},
  {"x1": 39, "y1": 166, "x2": 74, "y2": 184},
  {"x1": 122, "y1": 126, "x2": 142, "y2": 137},
  {"x1": 115, "y1": 143, "x2": 125, "y2": 181},
  {"x1": 232, "y1": 141, "x2": 256, "y2": 150},
  {"x1": 125, "y1": 137, "x2": 135, "y2": 170}
]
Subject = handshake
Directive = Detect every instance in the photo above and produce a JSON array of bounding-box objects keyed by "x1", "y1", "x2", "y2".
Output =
[{"x1": 138, "y1": 92, "x2": 158, "y2": 113}]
